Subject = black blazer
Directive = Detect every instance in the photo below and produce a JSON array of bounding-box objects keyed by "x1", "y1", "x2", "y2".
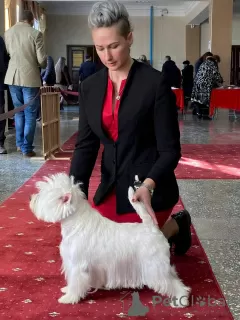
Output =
[{"x1": 70, "y1": 60, "x2": 181, "y2": 214}]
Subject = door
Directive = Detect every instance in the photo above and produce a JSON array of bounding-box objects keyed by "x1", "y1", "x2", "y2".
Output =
[{"x1": 231, "y1": 46, "x2": 240, "y2": 85}]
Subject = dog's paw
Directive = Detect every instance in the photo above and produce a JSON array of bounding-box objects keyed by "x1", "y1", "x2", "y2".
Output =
[
  {"x1": 58, "y1": 293, "x2": 79, "y2": 304},
  {"x1": 170, "y1": 296, "x2": 189, "y2": 308},
  {"x1": 61, "y1": 286, "x2": 68, "y2": 293}
]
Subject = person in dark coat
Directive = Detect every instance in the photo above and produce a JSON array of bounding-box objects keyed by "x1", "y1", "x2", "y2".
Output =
[
  {"x1": 0, "y1": 36, "x2": 9, "y2": 154},
  {"x1": 162, "y1": 56, "x2": 181, "y2": 88},
  {"x1": 41, "y1": 56, "x2": 56, "y2": 86},
  {"x1": 182, "y1": 60, "x2": 194, "y2": 99},
  {"x1": 79, "y1": 54, "x2": 97, "y2": 82}
]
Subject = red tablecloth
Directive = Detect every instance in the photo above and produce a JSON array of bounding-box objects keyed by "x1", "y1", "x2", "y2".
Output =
[
  {"x1": 172, "y1": 88, "x2": 184, "y2": 111},
  {"x1": 210, "y1": 88, "x2": 240, "y2": 116}
]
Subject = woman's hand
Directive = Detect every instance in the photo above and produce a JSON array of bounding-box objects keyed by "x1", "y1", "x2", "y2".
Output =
[{"x1": 132, "y1": 186, "x2": 158, "y2": 225}]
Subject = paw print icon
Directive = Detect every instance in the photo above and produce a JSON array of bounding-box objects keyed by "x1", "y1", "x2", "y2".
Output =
[{"x1": 195, "y1": 296, "x2": 206, "y2": 307}]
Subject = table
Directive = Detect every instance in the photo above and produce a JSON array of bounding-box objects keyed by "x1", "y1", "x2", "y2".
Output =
[{"x1": 209, "y1": 88, "x2": 240, "y2": 116}]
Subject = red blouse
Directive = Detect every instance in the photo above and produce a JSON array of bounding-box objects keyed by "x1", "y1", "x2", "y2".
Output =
[{"x1": 102, "y1": 77, "x2": 127, "y2": 141}]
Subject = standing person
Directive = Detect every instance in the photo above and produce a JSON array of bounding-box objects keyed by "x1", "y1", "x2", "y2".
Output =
[
  {"x1": 0, "y1": 36, "x2": 9, "y2": 154},
  {"x1": 55, "y1": 57, "x2": 72, "y2": 109},
  {"x1": 194, "y1": 52, "x2": 213, "y2": 76},
  {"x1": 162, "y1": 56, "x2": 181, "y2": 88},
  {"x1": 41, "y1": 55, "x2": 56, "y2": 86},
  {"x1": 79, "y1": 54, "x2": 97, "y2": 82},
  {"x1": 55, "y1": 57, "x2": 72, "y2": 89},
  {"x1": 138, "y1": 54, "x2": 149, "y2": 65},
  {"x1": 4, "y1": 10, "x2": 47, "y2": 157},
  {"x1": 70, "y1": 0, "x2": 192, "y2": 256},
  {"x1": 182, "y1": 60, "x2": 194, "y2": 101},
  {"x1": 191, "y1": 55, "x2": 223, "y2": 119}
]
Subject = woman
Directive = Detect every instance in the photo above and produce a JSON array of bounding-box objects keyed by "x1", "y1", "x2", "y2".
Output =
[
  {"x1": 70, "y1": 0, "x2": 191, "y2": 255},
  {"x1": 191, "y1": 55, "x2": 223, "y2": 119},
  {"x1": 194, "y1": 51, "x2": 213, "y2": 76},
  {"x1": 55, "y1": 57, "x2": 72, "y2": 108}
]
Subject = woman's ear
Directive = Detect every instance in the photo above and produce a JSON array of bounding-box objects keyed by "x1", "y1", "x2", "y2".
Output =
[{"x1": 127, "y1": 32, "x2": 133, "y2": 47}]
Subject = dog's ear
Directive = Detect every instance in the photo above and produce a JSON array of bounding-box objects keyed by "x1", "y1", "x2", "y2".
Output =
[{"x1": 60, "y1": 193, "x2": 72, "y2": 204}]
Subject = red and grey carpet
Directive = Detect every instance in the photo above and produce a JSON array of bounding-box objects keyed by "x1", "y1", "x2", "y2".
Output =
[
  {"x1": 60, "y1": 134, "x2": 240, "y2": 179},
  {"x1": 0, "y1": 159, "x2": 234, "y2": 319}
]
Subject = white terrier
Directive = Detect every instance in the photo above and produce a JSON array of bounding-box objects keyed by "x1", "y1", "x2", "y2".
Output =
[{"x1": 30, "y1": 173, "x2": 190, "y2": 307}]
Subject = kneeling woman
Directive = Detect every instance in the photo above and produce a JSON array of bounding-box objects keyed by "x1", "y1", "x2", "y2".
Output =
[{"x1": 70, "y1": 0, "x2": 191, "y2": 255}]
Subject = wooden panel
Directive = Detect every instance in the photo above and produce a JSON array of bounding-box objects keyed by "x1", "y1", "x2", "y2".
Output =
[{"x1": 40, "y1": 87, "x2": 61, "y2": 160}]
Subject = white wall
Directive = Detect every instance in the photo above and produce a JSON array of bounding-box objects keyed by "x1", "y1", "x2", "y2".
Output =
[
  {"x1": 154, "y1": 16, "x2": 186, "y2": 70},
  {"x1": 201, "y1": 14, "x2": 240, "y2": 54},
  {"x1": 200, "y1": 21, "x2": 210, "y2": 55},
  {"x1": 232, "y1": 14, "x2": 240, "y2": 45},
  {"x1": 45, "y1": 14, "x2": 186, "y2": 71}
]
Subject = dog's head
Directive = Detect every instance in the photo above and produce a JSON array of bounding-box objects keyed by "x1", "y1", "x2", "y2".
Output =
[{"x1": 29, "y1": 173, "x2": 85, "y2": 223}]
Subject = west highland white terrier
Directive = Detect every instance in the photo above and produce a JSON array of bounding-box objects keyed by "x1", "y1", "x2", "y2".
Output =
[{"x1": 30, "y1": 173, "x2": 191, "y2": 307}]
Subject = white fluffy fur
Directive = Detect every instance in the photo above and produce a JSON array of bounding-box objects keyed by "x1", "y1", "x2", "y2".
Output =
[{"x1": 30, "y1": 173, "x2": 191, "y2": 307}]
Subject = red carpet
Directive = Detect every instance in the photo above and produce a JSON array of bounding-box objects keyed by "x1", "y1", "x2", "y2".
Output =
[
  {"x1": 176, "y1": 144, "x2": 240, "y2": 179},
  {"x1": 61, "y1": 134, "x2": 240, "y2": 179},
  {"x1": 0, "y1": 159, "x2": 233, "y2": 319},
  {"x1": 61, "y1": 132, "x2": 78, "y2": 151}
]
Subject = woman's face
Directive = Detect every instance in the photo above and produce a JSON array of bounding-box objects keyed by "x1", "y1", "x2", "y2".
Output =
[{"x1": 92, "y1": 24, "x2": 133, "y2": 71}]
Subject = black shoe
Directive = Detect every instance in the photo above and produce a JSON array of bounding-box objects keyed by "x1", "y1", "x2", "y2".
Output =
[
  {"x1": 169, "y1": 210, "x2": 192, "y2": 255},
  {"x1": 0, "y1": 146, "x2": 7, "y2": 154},
  {"x1": 196, "y1": 112, "x2": 202, "y2": 119}
]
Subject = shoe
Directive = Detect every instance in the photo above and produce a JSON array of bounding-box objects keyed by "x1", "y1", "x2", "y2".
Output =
[
  {"x1": 0, "y1": 146, "x2": 7, "y2": 154},
  {"x1": 23, "y1": 151, "x2": 36, "y2": 158},
  {"x1": 169, "y1": 210, "x2": 192, "y2": 255},
  {"x1": 196, "y1": 113, "x2": 202, "y2": 119}
]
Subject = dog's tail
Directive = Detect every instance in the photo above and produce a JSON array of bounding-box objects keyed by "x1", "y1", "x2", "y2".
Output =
[{"x1": 128, "y1": 187, "x2": 155, "y2": 225}]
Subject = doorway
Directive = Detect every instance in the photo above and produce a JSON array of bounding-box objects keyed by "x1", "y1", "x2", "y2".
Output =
[
  {"x1": 231, "y1": 45, "x2": 240, "y2": 85},
  {"x1": 67, "y1": 45, "x2": 103, "y2": 92}
]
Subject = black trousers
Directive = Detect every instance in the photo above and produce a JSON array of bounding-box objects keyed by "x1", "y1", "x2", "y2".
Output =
[{"x1": 0, "y1": 90, "x2": 6, "y2": 146}]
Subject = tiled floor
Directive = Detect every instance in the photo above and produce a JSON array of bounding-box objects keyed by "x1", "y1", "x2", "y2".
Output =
[{"x1": 0, "y1": 107, "x2": 240, "y2": 319}]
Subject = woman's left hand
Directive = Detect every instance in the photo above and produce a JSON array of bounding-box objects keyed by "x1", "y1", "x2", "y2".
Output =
[{"x1": 132, "y1": 186, "x2": 158, "y2": 225}]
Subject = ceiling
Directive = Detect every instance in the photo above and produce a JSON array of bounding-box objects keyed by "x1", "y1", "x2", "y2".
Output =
[{"x1": 38, "y1": 0, "x2": 208, "y2": 16}]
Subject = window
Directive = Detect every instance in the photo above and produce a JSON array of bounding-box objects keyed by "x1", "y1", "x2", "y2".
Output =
[
  {"x1": 5, "y1": 8, "x2": 9, "y2": 31},
  {"x1": 16, "y1": 4, "x2": 19, "y2": 22}
]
